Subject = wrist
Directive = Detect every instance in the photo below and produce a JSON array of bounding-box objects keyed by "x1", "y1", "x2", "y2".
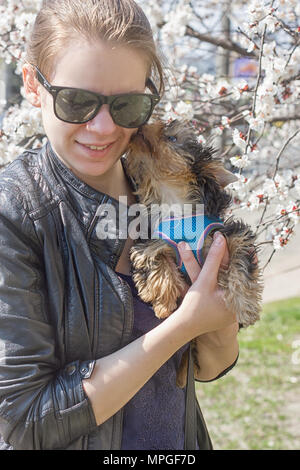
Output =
[
  {"x1": 165, "y1": 307, "x2": 191, "y2": 344},
  {"x1": 171, "y1": 303, "x2": 205, "y2": 342}
]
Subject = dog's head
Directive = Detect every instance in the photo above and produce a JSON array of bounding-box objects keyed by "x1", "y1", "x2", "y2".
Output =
[{"x1": 125, "y1": 119, "x2": 237, "y2": 216}]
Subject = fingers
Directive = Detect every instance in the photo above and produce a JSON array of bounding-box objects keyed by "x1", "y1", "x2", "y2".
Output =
[
  {"x1": 178, "y1": 231, "x2": 227, "y2": 288},
  {"x1": 199, "y1": 231, "x2": 227, "y2": 287},
  {"x1": 177, "y1": 241, "x2": 201, "y2": 284},
  {"x1": 177, "y1": 230, "x2": 228, "y2": 285}
]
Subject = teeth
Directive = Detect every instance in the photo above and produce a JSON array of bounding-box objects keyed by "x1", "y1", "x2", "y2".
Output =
[{"x1": 86, "y1": 144, "x2": 109, "y2": 151}]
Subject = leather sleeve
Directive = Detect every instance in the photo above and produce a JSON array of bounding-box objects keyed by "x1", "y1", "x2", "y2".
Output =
[{"x1": 0, "y1": 187, "x2": 97, "y2": 449}]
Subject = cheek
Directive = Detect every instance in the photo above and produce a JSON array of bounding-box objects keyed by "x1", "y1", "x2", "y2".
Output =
[
  {"x1": 124, "y1": 128, "x2": 138, "y2": 143},
  {"x1": 41, "y1": 94, "x2": 75, "y2": 136},
  {"x1": 119, "y1": 129, "x2": 138, "y2": 154},
  {"x1": 39, "y1": 87, "x2": 51, "y2": 110},
  {"x1": 40, "y1": 95, "x2": 55, "y2": 130}
]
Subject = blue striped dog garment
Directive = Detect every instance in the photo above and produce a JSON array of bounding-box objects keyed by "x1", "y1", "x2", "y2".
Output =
[{"x1": 152, "y1": 214, "x2": 224, "y2": 275}]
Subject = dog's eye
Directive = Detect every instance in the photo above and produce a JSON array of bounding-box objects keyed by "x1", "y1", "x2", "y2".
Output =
[{"x1": 167, "y1": 136, "x2": 177, "y2": 142}]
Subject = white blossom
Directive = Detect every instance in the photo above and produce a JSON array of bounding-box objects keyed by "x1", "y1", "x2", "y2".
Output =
[
  {"x1": 161, "y1": 0, "x2": 193, "y2": 46},
  {"x1": 174, "y1": 101, "x2": 194, "y2": 120},
  {"x1": 228, "y1": 174, "x2": 252, "y2": 201},
  {"x1": 263, "y1": 41, "x2": 277, "y2": 57},
  {"x1": 262, "y1": 15, "x2": 278, "y2": 33},
  {"x1": 221, "y1": 116, "x2": 231, "y2": 128},
  {"x1": 213, "y1": 126, "x2": 223, "y2": 136},
  {"x1": 245, "y1": 116, "x2": 265, "y2": 133},
  {"x1": 1, "y1": 0, "x2": 300, "y2": 261},
  {"x1": 230, "y1": 154, "x2": 250, "y2": 169},
  {"x1": 197, "y1": 135, "x2": 206, "y2": 145},
  {"x1": 232, "y1": 129, "x2": 247, "y2": 152},
  {"x1": 248, "y1": 1, "x2": 270, "y2": 22},
  {"x1": 141, "y1": 0, "x2": 164, "y2": 35}
]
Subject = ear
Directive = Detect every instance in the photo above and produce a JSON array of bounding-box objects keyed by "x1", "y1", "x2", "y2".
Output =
[
  {"x1": 22, "y1": 63, "x2": 41, "y2": 108},
  {"x1": 214, "y1": 166, "x2": 238, "y2": 188}
]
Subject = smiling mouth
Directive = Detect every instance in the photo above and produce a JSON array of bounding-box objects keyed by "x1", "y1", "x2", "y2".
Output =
[{"x1": 81, "y1": 143, "x2": 112, "y2": 151}]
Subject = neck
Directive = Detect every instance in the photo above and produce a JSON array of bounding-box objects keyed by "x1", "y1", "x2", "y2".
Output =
[
  {"x1": 55, "y1": 150, "x2": 135, "y2": 203},
  {"x1": 76, "y1": 159, "x2": 126, "y2": 199},
  {"x1": 84, "y1": 163, "x2": 136, "y2": 205}
]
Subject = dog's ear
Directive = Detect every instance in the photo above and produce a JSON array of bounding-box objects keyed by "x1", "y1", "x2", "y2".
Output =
[
  {"x1": 191, "y1": 143, "x2": 238, "y2": 189},
  {"x1": 194, "y1": 143, "x2": 238, "y2": 188},
  {"x1": 214, "y1": 166, "x2": 238, "y2": 188}
]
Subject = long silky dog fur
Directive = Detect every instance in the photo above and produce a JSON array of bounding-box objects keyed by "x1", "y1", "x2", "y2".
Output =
[{"x1": 124, "y1": 120, "x2": 263, "y2": 387}]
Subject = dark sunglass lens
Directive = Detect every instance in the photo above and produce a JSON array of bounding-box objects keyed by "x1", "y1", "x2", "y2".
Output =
[
  {"x1": 111, "y1": 95, "x2": 152, "y2": 128},
  {"x1": 55, "y1": 89, "x2": 99, "y2": 123}
]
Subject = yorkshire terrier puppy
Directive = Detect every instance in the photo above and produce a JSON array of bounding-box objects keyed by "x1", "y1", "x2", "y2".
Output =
[{"x1": 124, "y1": 119, "x2": 263, "y2": 387}]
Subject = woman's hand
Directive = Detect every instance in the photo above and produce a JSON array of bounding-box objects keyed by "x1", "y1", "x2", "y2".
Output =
[
  {"x1": 83, "y1": 231, "x2": 238, "y2": 424},
  {"x1": 176, "y1": 231, "x2": 238, "y2": 343},
  {"x1": 176, "y1": 231, "x2": 239, "y2": 381}
]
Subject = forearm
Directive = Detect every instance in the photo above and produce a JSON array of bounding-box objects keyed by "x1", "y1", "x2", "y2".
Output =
[
  {"x1": 194, "y1": 323, "x2": 239, "y2": 382},
  {"x1": 84, "y1": 234, "x2": 240, "y2": 425},
  {"x1": 83, "y1": 308, "x2": 192, "y2": 426}
]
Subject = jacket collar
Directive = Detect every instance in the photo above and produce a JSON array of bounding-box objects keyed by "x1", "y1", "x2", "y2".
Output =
[
  {"x1": 45, "y1": 141, "x2": 137, "y2": 203},
  {"x1": 43, "y1": 141, "x2": 137, "y2": 270}
]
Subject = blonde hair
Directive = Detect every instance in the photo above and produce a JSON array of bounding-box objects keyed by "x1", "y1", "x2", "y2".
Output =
[{"x1": 26, "y1": 0, "x2": 165, "y2": 95}]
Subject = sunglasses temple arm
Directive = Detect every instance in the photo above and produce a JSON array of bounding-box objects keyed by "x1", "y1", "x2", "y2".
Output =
[
  {"x1": 34, "y1": 66, "x2": 55, "y2": 94},
  {"x1": 146, "y1": 78, "x2": 160, "y2": 97}
]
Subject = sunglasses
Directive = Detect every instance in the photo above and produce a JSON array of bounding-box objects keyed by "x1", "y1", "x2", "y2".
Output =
[{"x1": 34, "y1": 66, "x2": 160, "y2": 128}]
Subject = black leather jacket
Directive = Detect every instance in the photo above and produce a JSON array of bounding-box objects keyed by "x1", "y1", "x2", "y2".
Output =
[{"x1": 0, "y1": 142, "x2": 219, "y2": 450}]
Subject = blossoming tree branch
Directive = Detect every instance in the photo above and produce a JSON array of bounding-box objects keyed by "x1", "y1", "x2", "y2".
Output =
[{"x1": 0, "y1": 0, "x2": 299, "y2": 268}]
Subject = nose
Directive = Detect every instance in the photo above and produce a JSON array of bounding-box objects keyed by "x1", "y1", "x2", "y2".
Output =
[{"x1": 85, "y1": 104, "x2": 118, "y2": 135}]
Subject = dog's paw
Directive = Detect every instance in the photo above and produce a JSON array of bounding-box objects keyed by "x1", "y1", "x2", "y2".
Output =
[
  {"x1": 216, "y1": 219, "x2": 264, "y2": 327},
  {"x1": 130, "y1": 239, "x2": 186, "y2": 319}
]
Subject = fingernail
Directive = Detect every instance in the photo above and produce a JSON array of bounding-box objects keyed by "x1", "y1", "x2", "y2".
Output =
[
  {"x1": 178, "y1": 241, "x2": 188, "y2": 251},
  {"x1": 213, "y1": 231, "x2": 224, "y2": 245}
]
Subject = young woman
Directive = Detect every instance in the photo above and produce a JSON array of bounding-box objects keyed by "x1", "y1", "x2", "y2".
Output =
[{"x1": 0, "y1": 0, "x2": 239, "y2": 450}]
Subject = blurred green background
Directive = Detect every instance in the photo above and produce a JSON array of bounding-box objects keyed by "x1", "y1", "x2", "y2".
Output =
[{"x1": 196, "y1": 297, "x2": 300, "y2": 450}]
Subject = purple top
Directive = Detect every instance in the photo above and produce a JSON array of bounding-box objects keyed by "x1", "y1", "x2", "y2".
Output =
[{"x1": 117, "y1": 272, "x2": 189, "y2": 450}]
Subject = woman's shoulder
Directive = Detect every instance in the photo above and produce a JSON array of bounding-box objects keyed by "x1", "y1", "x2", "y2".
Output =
[
  {"x1": 0, "y1": 150, "x2": 45, "y2": 248},
  {"x1": 0, "y1": 146, "x2": 55, "y2": 215},
  {"x1": 0, "y1": 150, "x2": 39, "y2": 222},
  {"x1": 0, "y1": 147, "x2": 40, "y2": 187}
]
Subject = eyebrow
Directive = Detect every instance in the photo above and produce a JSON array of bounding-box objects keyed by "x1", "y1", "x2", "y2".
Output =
[{"x1": 35, "y1": 65, "x2": 160, "y2": 98}]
